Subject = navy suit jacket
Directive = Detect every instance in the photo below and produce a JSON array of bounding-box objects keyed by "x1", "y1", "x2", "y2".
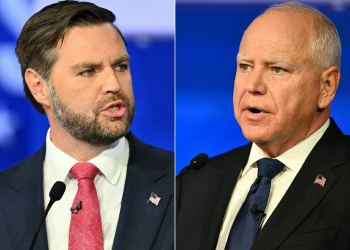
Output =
[
  {"x1": 177, "y1": 118, "x2": 350, "y2": 250},
  {"x1": 0, "y1": 132, "x2": 174, "y2": 250}
]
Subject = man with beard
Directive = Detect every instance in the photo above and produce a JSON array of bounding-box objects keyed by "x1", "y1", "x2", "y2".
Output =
[
  {"x1": 177, "y1": 2, "x2": 350, "y2": 250},
  {"x1": 0, "y1": 1, "x2": 173, "y2": 250}
]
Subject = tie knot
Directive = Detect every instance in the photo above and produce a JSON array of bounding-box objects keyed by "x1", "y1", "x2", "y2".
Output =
[
  {"x1": 257, "y1": 158, "x2": 284, "y2": 179},
  {"x1": 70, "y1": 162, "x2": 100, "y2": 181}
]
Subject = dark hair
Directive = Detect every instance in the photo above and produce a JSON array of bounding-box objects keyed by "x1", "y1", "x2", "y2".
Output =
[{"x1": 15, "y1": 1, "x2": 127, "y2": 114}]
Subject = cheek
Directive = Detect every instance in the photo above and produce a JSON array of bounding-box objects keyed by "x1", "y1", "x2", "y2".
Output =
[
  {"x1": 233, "y1": 80, "x2": 244, "y2": 106},
  {"x1": 128, "y1": 91, "x2": 135, "y2": 106},
  {"x1": 273, "y1": 86, "x2": 300, "y2": 120},
  {"x1": 66, "y1": 85, "x2": 99, "y2": 112},
  {"x1": 233, "y1": 80, "x2": 245, "y2": 122},
  {"x1": 122, "y1": 79, "x2": 135, "y2": 103},
  {"x1": 274, "y1": 86, "x2": 317, "y2": 123}
]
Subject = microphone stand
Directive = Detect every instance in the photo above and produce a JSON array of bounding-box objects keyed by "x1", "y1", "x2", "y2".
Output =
[{"x1": 29, "y1": 199, "x2": 55, "y2": 250}]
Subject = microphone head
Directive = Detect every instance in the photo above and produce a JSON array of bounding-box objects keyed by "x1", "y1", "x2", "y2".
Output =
[
  {"x1": 190, "y1": 153, "x2": 209, "y2": 170},
  {"x1": 49, "y1": 181, "x2": 66, "y2": 201}
]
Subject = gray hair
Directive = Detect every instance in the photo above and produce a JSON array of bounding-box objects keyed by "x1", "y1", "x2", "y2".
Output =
[{"x1": 264, "y1": 1, "x2": 341, "y2": 68}]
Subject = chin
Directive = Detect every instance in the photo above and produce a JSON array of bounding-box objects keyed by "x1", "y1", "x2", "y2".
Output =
[{"x1": 241, "y1": 126, "x2": 274, "y2": 144}]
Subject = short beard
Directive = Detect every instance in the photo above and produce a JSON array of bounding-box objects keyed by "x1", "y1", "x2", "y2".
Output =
[{"x1": 48, "y1": 84, "x2": 135, "y2": 146}]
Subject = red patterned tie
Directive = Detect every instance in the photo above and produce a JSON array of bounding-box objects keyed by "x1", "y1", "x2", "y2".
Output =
[{"x1": 69, "y1": 163, "x2": 103, "y2": 250}]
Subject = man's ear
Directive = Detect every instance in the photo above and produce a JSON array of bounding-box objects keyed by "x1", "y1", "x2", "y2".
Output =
[
  {"x1": 318, "y1": 66, "x2": 340, "y2": 109},
  {"x1": 24, "y1": 68, "x2": 51, "y2": 109}
]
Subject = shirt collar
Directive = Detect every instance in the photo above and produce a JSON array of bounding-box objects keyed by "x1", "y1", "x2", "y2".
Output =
[
  {"x1": 242, "y1": 118, "x2": 330, "y2": 176},
  {"x1": 45, "y1": 128, "x2": 129, "y2": 186}
]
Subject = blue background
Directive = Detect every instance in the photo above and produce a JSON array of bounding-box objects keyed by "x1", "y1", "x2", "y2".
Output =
[
  {"x1": 176, "y1": 3, "x2": 350, "y2": 174},
  {"x1": 0, "y1": 3, "x2": 174, "y2": 171}
]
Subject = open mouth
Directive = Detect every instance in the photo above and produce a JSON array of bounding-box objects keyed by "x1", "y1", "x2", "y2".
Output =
[
  {"x1": 100, "y1": 101, "x2": 127, "y2": 118},
  {"x1": 108, "y1": 105, "x2": 120, "y2": 111},
  {"x1": 103, "y1": 101, "x2": 125, "y2": 112},
  {"x1": 249, "y1": 108, "x2": 261, "y2": 114}
]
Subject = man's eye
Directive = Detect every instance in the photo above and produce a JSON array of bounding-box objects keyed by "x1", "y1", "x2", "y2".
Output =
[
  {"x1": 116, "y1": 64, "x2": 128, "y2": 71},
  {"x1": 273, "y1": 67, "x2": 284, "y2": 73},
  {"x1": 80, "y1": 69, "x2": 94, "y2": 76},
  {"x1": 241, "y1": 64, "x2": 250, "y2": 70}
]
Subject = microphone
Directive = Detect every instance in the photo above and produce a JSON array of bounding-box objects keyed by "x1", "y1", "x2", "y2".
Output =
[
  {"x1": 71, "y1": 200, "x2": 82, "y2": 214},
  {"x1": 176, "y1": 153, "x2": 209, "y2": 180},
  {"x1": 29, "y1": 181, "x2": 66, "y2": 250},
  {"x1": 250, "y1": 204, "x2": 266, "y2": 220}
]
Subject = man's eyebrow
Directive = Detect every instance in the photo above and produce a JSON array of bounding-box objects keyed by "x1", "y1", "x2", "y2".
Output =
[
  {"x1": 236, "y1": 54, "x2": 251, "y2": 62},
  {"x1": 71, "y1": 62, "x2": 102, "y2": 71},
  {"x1": 70, "y1": 54, "x2": 131, "y2": 71},
  {"x1": 236, "y1": 54, "x2": 295, "y2": 69},
  {"x1": 261, "y1": 58, "x2": 295, "y2": 68},
  {"x1": 111, "y1": 54, "x2": 130, "y2": 65}
]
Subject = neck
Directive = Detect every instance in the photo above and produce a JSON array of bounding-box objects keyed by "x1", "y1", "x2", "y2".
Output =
[{"x1": 49, "y1": 123, "x2": 109, "y2": 162}]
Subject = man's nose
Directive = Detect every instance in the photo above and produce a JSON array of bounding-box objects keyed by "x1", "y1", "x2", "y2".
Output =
[
  {"x1": 245, "y1": 67, "x2": 267, "y2": 95},
  {"x1": 101, "y1": 68, "x2": 121, "y2": 94}
]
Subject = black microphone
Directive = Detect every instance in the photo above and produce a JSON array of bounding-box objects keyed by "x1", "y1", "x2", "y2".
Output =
[
  {"x1": 250, "y1": 204, "x2": 266, "y2": 220},
  {"x1": 71, "y1": 200, "x2": 82, "y2": 214},
  {"x1": 176, "y1": 153, "x2": 209, "y2": 180},
  {"x1": 29, "y1": 181, "x2": 66, "y2": 250}
]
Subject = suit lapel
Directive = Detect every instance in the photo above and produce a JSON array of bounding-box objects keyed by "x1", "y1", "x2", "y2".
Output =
[
  {"x1": 252, "y1": 119, "x2": 347, "y2": 250},
  {"x1": 5, "y1": 144, "x2": 48, "y2": 250},
  {"x1": 4, "y1": 133, "x2": 171, "y2": 250},
  {"x1": 200, "y1": 144, "x2": 252, "y2": 249},
  {"x1": 112, "y1": 132, "x2": 173, "y2": 250}
]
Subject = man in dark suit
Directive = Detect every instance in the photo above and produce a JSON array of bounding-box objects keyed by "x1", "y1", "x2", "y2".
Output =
[
  {"x1": 177, "y1": 2, "x2": 349, "y2": 250},
  {"x1": 0, "y1": 1, "x2": 173, "y2": 249}
]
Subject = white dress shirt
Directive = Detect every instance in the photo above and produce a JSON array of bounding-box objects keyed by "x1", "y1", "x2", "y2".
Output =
[
  {"x1": 216, "y1": 119, "x2": 330, "y2": 250},
  {"x1": 43, "y1": 128, "x2": 129, "y2": 250}
]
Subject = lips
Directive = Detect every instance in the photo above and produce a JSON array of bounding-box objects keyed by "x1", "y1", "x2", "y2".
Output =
[
  {"x1": 100, "y1": 101, "x2": 126, "y2": 118},
  {"x1": 240, "y1": 104, "x2": 271, "y2": 122},
  {"x1": 242, "y1": 104, "x2": 268, "y2": 113},
  {"x1": 249, "y1": 108, "x2": 261, "y2": 114}
]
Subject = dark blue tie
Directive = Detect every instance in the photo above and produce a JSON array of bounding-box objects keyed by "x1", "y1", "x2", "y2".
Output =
[{"x1": 225, "y1": 158, "x2": 284, "y2": 250}]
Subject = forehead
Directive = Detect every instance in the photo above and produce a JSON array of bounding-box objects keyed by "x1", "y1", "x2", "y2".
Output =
[
  {"x1": 55, "y1": 23, "x2": 127, "y2": 63},
  {"x1": 239, "y1": 10, "x2": 314, "y2": 63}
]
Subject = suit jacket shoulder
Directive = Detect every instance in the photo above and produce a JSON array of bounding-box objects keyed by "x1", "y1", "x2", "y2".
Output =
[
  {"x1": 127, "y1": 131, "x2": 174, "y2": 174},
  {"x1": 177, "y1": 118, "x2": 350, "y2": 250},
  {"x1": 0, "y1": 132, "x2": 174, "y2": 250},
  {"x1": 177, "y1": 143, "x2": 251, "y2": 250},
  {"x1": 114, "y1": 132, "x2": 174, "y2": 250},
  {"x1": 0, "y1": 144, "x2": 47, "y2": 250},
  {"x1": 252, "y1": 119, "x2": 350, "y2": 250}
]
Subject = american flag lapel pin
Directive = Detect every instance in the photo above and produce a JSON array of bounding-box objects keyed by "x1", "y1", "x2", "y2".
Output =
[
  {"x1": 147, "y1": 192, "x2": 161, "y2": 206},
  {"x1": 314, "y1": 174, "x2": 326, "y2": 187}
]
